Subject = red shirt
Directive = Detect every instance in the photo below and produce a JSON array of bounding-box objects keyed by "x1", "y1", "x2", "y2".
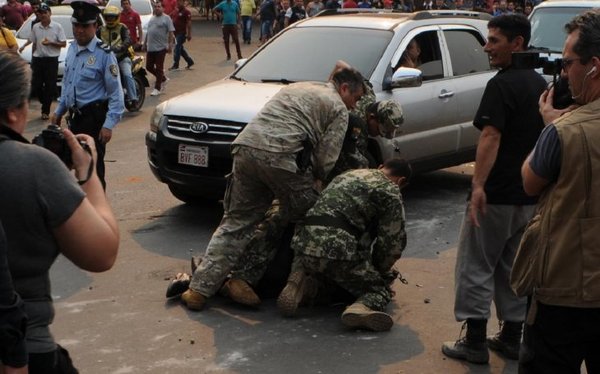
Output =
[
  {"x1": 120, "y1": 8, "x2": 142, "y2": 44},
  {"x1": 0, "y1": 2, "x2": 27, "y2": 30},
  {"x1": 170, "y1": 6, "x2": 191, "y2": 36},
  {"x1": 343, "y1": 0, "x2": 358, "y2": 7}
]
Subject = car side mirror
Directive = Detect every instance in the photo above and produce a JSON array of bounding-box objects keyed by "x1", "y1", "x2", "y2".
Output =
[
  {"x1": 234, "y1": 58, "x2": 248, "y2": 70},
  {"x1": 389, "y1": 67, "x2": 423, "y2": 89}
]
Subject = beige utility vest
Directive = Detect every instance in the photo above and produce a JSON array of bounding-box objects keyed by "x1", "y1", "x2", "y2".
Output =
[{"x1": 533, "y1": 98, "x2": 600, "y2": 308}]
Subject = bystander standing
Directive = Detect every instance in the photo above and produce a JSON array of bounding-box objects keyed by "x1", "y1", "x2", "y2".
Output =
[{"x1": 143, "y1": 1, "x2": 175, "y2": 96}]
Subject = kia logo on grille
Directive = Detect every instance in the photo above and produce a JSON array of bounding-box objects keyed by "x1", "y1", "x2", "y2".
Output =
[{"x1": 190, "y1": 122, "x2": 209, "y2": 133}]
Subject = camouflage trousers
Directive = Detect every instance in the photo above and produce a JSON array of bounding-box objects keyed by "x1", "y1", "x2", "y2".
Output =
[
  {"x1": 189, "y1": 146, "x2": 319, "y2": 296},
  {"x1": 291, "y1": 253, "x2": 393, "y2": 311},
  {"x1": 230, "y1": 202, "x2": 285, "y2": 286}
]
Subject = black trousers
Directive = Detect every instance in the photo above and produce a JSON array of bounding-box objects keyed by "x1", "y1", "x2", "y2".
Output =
[
  {"x1": 32, "y1": 56, "x2": 59, "y2": 115},
  {"x1": 69, "y1": 100, "x2": 108, "y2": 189},
  {"x1": 29, "y1": 345, "x2": 78, "y2": 374},
  {"x1": 520, "y1": 301, "x2": 600, "y2": 374}
]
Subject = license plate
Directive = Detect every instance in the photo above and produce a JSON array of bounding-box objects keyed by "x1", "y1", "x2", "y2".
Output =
[{"x1": 178, "y1": 144, "x2": 208, "y2": 167}]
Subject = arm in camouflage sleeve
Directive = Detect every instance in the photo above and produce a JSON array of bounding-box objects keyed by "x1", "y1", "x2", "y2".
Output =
[
  {"x1": 371, "y1": 185, "x2": 407, "y2": 273},
  {"x1": 312, "y1": 108, "x2": 348, "y2": 181}
]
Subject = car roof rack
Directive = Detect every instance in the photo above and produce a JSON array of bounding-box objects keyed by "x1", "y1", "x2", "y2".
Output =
[
  {"x1": 315, "y1": 8, "x2": 403, "y2": 17},
  {"x1": 412, "y1": 10, "x2": 492, "y2": 20},
  {"x1": 315, "y1": 8, "x2": 492, "y2": 20}
]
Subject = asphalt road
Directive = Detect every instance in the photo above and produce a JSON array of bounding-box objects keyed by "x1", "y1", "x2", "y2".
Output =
[{"x1": 23, "y1": 15, "x2": 518, "y2": 374}]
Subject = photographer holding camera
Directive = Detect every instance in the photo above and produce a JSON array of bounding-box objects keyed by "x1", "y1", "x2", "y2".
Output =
[
  {"x1": 515, "y1": 9, "x2": 600, "y2": 373},
  {"x1": 0, "y1": 50, "x2": 119, "y2": 373}
]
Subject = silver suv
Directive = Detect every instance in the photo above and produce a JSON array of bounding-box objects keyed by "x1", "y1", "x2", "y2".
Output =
[{"x1": 146, "y1": 10, "x2": 495, "y2": 203}]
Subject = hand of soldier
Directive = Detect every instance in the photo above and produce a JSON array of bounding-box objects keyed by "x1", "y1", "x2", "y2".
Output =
[
  {"x1": 469, "y1": 185, "x2": 486, "y2": 227},
  {"x1": 99, "y1": 127, "x2": 112, "y2": 145}
]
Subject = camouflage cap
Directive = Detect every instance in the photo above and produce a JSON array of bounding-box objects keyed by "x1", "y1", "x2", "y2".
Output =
[{"x1": 376, "y1": 100, "x2": 404, "y2": 139}]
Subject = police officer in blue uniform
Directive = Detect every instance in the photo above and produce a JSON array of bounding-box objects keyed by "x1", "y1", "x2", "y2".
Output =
[{"x1": 51, "y1": 0, "x2": 124, "y2": 189}]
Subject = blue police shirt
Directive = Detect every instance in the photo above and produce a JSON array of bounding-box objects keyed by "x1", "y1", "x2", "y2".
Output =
[{"x1": 55, "y1": 36, "x2": 124, "y2": 130}]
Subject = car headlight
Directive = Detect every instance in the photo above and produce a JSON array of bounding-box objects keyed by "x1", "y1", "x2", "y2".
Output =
[{"x1": 150, "y1": 102, "x2": 166, "y2": 133}]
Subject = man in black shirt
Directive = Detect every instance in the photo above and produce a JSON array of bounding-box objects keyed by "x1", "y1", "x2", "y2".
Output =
[{"x1": 441, "y1": 14, "x2": 547, "y2": 364}]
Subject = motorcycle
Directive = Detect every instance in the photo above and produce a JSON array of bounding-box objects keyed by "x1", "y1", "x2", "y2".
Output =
[{"x1": 124, "y1": 54, "x2": 149, "y2": 112}]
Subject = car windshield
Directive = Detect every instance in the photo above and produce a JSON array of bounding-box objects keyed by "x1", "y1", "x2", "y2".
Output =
[
  {"x1": 107, "y1": 0, "x2": 153, "y2": 15},
  {"x1": 16, "y1": 14, "x2": 75, "y2": 40},
  {"x1": 530, "y1": 7, "x2": 591, "y2": 53},
  {"x1": 234, "y1": 27, "x2": 392, "y2": 83}
]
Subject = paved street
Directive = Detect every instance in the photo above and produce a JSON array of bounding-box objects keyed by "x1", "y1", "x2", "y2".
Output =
[{"x1": 23, "y1": 15, "x2": 518, "y2": 374}]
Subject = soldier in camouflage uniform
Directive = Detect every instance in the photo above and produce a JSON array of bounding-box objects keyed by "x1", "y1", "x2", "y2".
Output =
[
  {"x1": 180, "y1": 66, "x2": 366, "y2": 311},
  {"x1": 327, "y1": 98, "x2": 404, "y2": 183},
  {"x1": 277, "y1": 158, "x2": 411, "y2": 332},
  {"x1": 226, "y1": 99, "x2": 404, "y2": 295}
]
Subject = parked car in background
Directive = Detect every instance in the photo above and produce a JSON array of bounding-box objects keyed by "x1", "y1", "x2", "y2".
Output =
[
  {"x1": 146, "y1": 9, "x2": 495, "y2": 204},
  {"x1": 529, "y1": 0, "x2": 598, "y2": 55},
  {"x1": 15, "y1": 5, "x2": 105, "y2": 84}
]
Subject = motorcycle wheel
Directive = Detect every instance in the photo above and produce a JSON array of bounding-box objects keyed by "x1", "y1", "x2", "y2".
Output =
[{"x1": 126, "y1": 76, "x2": 146, "y2": 112}]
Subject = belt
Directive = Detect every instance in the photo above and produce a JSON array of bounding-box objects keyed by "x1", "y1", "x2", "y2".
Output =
[
  {"x1": 69, "y1": 100, "x2": 108, "y2": 116},
  {"x1": 302, "y1": 215, "x2": 362, "y2": 240}
]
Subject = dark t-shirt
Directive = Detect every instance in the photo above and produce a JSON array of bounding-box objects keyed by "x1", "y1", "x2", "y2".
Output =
[
  {"x1": 529, "y1": 124, "x2": 561, "y2": 182},
  {"x1": 0, "y1": 125, "x2": 85, "y2": 353},
  {"x1": 473, "y1": 66, "x2": 546, "y2": 205},
  {"x1": 170, "y1": 6, "x2": 192, "y2": 35},
  {"x1": 260, "y1": 0, "x2": 276, "y2": 20}
]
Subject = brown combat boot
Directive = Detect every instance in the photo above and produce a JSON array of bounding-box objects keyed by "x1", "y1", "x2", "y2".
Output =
[
  {"x1": 441, "y1": 319, "x2": 489, "y2": 364},
  {"x1": 277, "y1": 271, "x2": 308, "y2": 317},
  {"x1": 341, "y1": 303, "x2": 394, "y2": 332},
  {"x1": 181, "y1": 289, "x2": 207, "y2": 311},
  {"x1": 220, "y1": 278, "x2": 261, "y2": 307}
]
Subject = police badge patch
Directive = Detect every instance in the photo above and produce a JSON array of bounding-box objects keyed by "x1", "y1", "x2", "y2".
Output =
[{"x1": 109, "y1": 64, "x2": 119, "y2": 77}]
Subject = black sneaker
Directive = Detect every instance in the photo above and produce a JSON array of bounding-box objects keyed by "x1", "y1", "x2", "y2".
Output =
[
  {"x1": 186, "y1": 62, "x2": 194, "y2": 70},
  {"x1": 168, "y1": 65, "x2": 179, "y2": 71}
]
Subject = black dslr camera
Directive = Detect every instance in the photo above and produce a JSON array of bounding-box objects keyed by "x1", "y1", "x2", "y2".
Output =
[
  {"x1": 32, "y1": 125, "x2": 91, "y2": 167},
  {"x1": 512, "y1": 49, "x2": 574, "y2": 109}
]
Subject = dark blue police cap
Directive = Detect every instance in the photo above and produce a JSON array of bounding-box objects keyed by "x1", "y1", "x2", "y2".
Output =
[{"x1": 70, "y1": 1, "x2": 100, "y2": 24}]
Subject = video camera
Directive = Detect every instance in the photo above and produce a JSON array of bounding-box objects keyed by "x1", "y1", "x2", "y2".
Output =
[
  {"x1": 32, "y1": 125, "x2": 91, "y2": 168},
  {"x1": 512, "y1": 49, "x2": 574, "y2": 109}
]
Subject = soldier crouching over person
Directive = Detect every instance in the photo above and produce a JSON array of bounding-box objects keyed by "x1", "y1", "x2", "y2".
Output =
[
  {"x1": 179, "y1": 64, "x2": 366, "y2": 311},
  {"x1": 277, "y1": 158, "x2": 411, "y2": 332}
]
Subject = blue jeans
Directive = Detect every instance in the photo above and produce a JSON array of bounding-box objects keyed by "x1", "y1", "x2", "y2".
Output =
[
  {"x1": 119, "y1": 57, "x2": 137, "y2": 102},
  {"x1": 241, "y1": 16, "x2": 253, "y2": 42},
  {"x1": 260, "y1": 19, "x2": 273, "y2": 41},
  {"x1": 173, "y1": 34, "x2": 194, "y2": 68}
]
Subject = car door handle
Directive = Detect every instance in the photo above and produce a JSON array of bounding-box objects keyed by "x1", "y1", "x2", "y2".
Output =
[{"x1": 438, "y1": 90, "x2": 455, "y2": 99}]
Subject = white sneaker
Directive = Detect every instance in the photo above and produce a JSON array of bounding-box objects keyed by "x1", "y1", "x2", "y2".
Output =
[
  {"x1": 160, "y1": 77, "x2": 170, "y2": 93},
  {"x1": 150, "y1": 88, "x2": 161, "y2": 96}
]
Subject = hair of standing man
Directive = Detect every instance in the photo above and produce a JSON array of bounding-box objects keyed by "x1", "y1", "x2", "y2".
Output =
[
  {"x1": 565, "y1": 9, "x2": 600, "y2": 64},
  {"x1": 488, "y1": 13, "x2": 531, "y2": 47}
]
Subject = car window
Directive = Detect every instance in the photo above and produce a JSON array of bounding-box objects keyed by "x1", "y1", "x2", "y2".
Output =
[
  {"x1": 394, "y1": 30, "x2": 443, "y2": 81},
  {"x1": 530, "y1": 7, "x2": 591, "y2": 52},
  {"x1": 234, "y1": 27, "x2": 392, "y2": 83},
  {"x1": 16, "y1": 15, "x2": 75, "y2": 40},
  {"x1": 443, "y1": 29, "x2": 490, "y2": 75},
  {"x1": 107, "y1": 0, "x2": 153, "y2": 16}
]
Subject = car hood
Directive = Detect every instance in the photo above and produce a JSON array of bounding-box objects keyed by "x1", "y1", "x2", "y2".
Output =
[{"x1": 161, "y1": 79, "x2": 285, "y2": 123}]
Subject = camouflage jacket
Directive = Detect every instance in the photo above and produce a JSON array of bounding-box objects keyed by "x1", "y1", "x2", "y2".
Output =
[
  {"x1": 233, "y1": 82, "x2": 348, "y2": 181},
  {"x1": 326, "y1": 81, "x2": 376, "y2": 183},
  {"x1": 292, "y1": 169, "x2": 407, "y2": 270}
]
